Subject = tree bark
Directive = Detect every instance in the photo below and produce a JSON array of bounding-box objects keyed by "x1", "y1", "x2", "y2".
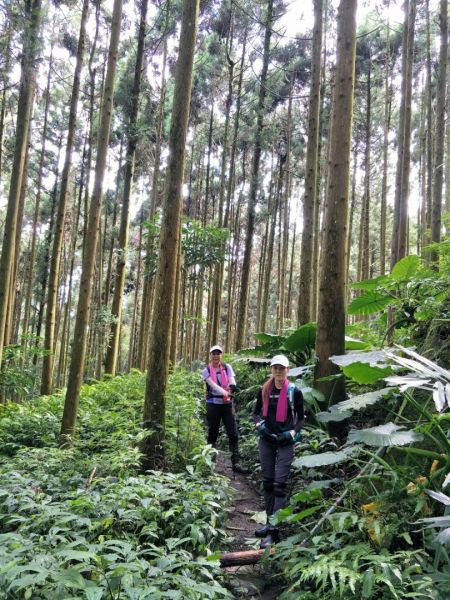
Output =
[
  {"x1": 298, "y1": 0, "x2": 323, "y2": 325},
  {"x1": 41, "y1": 0, "x2": 89, "y2": 394},
  {"x1": 235, "y1": 0, "x2": 273, "y2": 349},
  {"x1": 315, "y1": 0, "x2": 357, "y2": 415},
  {"x1": 141, "y1": 0, "x2": 199, "y2": 471},
  {"x1": 104, "y1": 0, "x2": 148, "y2": 374},
  {"x1": 0, "y1": 0, "x2": 42, "y2": 364},
  {"x1": 390, "y1": 0, "x2": 416, "y2": 267},
  {"x1": 60, "y1": 0, "x2": 123, "y2": 444},
  {"x1": 430, "y1": 0, "x2": 448, "y2": 265}
]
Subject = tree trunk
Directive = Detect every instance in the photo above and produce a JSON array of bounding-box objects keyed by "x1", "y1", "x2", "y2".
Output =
[
  {"x1": 0, "y1": 0, "x2": 42, "y2": 364},
  {"x1": 390, "y1": 0, "x2": 416, "y2": 267},
  {"x1": 137, "y1": 22, "x2": 169, "y2": 370},
  {"x1": 210, "y1": 18, "x2": 237, "y2": 347},
  {"x1": 60, "y1": 0, "x2": 123, "y2": 445},
  {"x1": 41, "y1": 0, "x2": 89, "y2": 394},
  {"x1": 104, "y1": 0, "x2": 148, "y2": 375},
  {"x1": 141, "y1": 0, "x2": 199, "y2": 471},
  {"x1": 424, "y1": 0, "x2": 433, "y2": 247},
  {"x1": 359, "y1": 64, "x2": 371, "y2": 282},
  {"x1": 380, "y1": 17, "x2": 392, "y2": 276},
  {"x1": 235, "y1": 0, "x2": 273, "y2": 350},
  {"x1": 298, "y1": 0, "x2": 323, "y2": 325},
  {"x1": 430, "y1": 0, "x2": 448, "y2": 265},
  {"x1": 315, "y1": 0, "x2": 357, "y2": 416}
]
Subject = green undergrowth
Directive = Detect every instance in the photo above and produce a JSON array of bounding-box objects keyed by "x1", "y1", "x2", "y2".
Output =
[{"x1": 0, "y1": 369, "x2": 233, "y2": 599}]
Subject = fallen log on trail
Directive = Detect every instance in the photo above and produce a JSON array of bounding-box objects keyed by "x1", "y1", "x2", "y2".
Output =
[{"x1": 220, "y1": 547, "x2": 275, "y2": 567}]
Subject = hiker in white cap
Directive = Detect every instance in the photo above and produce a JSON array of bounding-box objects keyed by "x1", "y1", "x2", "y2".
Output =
[
  {"x1": 253, "y1": 354, "x2": 304, "y2": 548},
  {"x1": 202, "y1": 345, "x2": 249, "y2": 474}
]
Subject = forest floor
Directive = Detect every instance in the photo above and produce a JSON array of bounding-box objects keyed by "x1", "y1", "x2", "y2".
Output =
[{"x1": 215, "y1": 451, "x2": 280, "y2": 600}]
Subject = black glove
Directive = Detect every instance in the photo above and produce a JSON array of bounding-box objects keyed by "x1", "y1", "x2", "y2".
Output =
[
  {"x1": 276, "y1": 431, "x2": 293, "y2": 445},
  {"x1": 229, "y1": 384, "x2": 237, "y2": 394}
]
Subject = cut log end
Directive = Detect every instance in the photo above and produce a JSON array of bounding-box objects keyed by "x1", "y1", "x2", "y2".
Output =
[{"x1": 220, "y1": 547, "x2": 275, "y2": 567}]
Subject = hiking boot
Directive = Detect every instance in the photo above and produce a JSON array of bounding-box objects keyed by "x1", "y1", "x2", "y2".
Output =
[
  {"x1": 230, "y1": 442, "x2": 250, "y2": 474},
  {"x1": 255, "y1": 523, "x2": 271, "y2": 538},
  {"x1": 260, "y1": 529, "x2": 279, "y2": 549}
]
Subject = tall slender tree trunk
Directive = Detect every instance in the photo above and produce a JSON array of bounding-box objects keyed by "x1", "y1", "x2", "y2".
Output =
[
  {"x1": 235, "y1": 0, "x2": 273, "y2": 350},
  {"x1": 137, "y1": 20, "x2": 169, "y2": 370},
  {"x1": 0, "y1": 0, "x2": 42, "y2": 364},
  {"x1": 359, "y1": 64, "x2": 371, "y2": 281},
  {"x1": 380, "y1": 16, "x2": 392, "y2": 275},
  {"x1": 60, "y1": 0, "x2": 123, "y2": 444},
  {"x1": 104, "y1": 0, "x2": 148, "y2": 374},
  {"x1": 141, "y1": 0, "x2": 199, "y2": 471},
  {"x1": 210, "y1": 18, "x2": 237, "y2": 347},
  {"x1": 315, "y1": 0, "x2": 357, "y2": 414},
  {"x1": 278, "y1": 82, "x2": 293, "y2": 333},
  {"x1": 424, "y1": 0, "x2": 433, "y2": 245},
  {"x1": 41, "y1": 0, "x2": 89, "y2": 394},
  {"x1": 390, "y1": 0, "x2": 416, "y2": 267},
  {"x1": 430, "y1": 0, "x2": 448, "y2": 265},
  {"x1": 298, "y1": 0, "x2": 323, "y2": 325}
]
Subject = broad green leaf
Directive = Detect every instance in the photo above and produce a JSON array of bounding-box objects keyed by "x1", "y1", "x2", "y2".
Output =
[
  {"x1": 293, "y1": 447, "x2": 360, "y2": 468},
  {"x1": 55, "y1": 549, "x2": 97, "y2": 561},
  {"x1": 290, "y1": 365, "x2": 314, "y2": 378},
  {"x1": 436, "y1": 528, "x2": 450, "y2": 544},
  {"x1": 300, "y1": 386, "x2": 325, "y2": 403},
  {"x1": 341, "y1": 362, "x2": 393, "y2": 384},
  {"x1": 85, "y1": 587, "x2": 104, "y2": 600},
  {"x1": 304, "y1": 479, "x2": 342, "y2": 491},
  {"x1": 347, "y1": 423, "x2": 424, "y2": 447},
  {"x1": 315, "y1": 373, "x2": 343, "y2": 382},
  {"x1": 254, "y1": 332, "x2": 285, "y2": 346},
  {"x1": 390, "y1": 255, "x2": 421, "y2": 281},
  {"x1": 316, "y1": 409, "x2": 352, "y2": 423},
  {"x1": 282, "y1": 505, "x2": 323, "y2": 524},
  {"x1": 9, "y1": 571, "x2": 49, "y2": 590},
  {"x1": 351, "y1": 275, "x2": 391, "y2": 290},
  {"x1": 331, "y1": 388, "x2": 392, "y2": 413},
  {"x1": 283, "y1": 323, "x2": 317, "y2": 352},
  {"x1": 330, "y1": 348, "x2": 394, "y2": 368},
  {"x1": 348, "y1": 291, "x2": 392, "y2": 315},
  {"x1": 51, "y1": 568, "x2": 88, "y2": 590},
  {"x1": 291, "y1": 488, "x2": 322, "y2": 503},
  {"x1": 344, "y1": 337, "x2": 371, "y2": 350}
]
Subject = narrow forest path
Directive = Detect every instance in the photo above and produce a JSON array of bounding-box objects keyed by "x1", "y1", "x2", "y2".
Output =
[{"x1": 215, "y1": 452, "x2": 279, "y2": 599}]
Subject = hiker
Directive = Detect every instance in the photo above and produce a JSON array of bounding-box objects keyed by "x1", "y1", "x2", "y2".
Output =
[
  {"x1": 202, "y1": 345, "x2": 250, "y2": 474},
  {"x1": 253, "y1": 354, "x2": 305, "y2": 548}
]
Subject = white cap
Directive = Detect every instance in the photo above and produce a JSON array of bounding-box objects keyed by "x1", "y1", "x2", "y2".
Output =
[
  {"x1": 270, "y1": 354, "x2": 289, "y2": 368},
  {"x1": 210, "y1": 345, "x2": 223, "y2": 353}
]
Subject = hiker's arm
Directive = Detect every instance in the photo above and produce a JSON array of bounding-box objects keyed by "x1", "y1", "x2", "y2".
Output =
[
  {"x1": 253, "y1": 389, "x2": 263, "y2": 426},
  {"x1": 204, "y1": 377, "x2": 229, "y2": 396}
]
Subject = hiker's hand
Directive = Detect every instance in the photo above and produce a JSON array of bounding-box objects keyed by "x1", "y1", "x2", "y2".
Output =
[
  {"x1": 229, "y1": 384, "x2": 237, "y2": 394},
  {"x1": 256, "y1": 422, "x2": 267, "y2": 436}
]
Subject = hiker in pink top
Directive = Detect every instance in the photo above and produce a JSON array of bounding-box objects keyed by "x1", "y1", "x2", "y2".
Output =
[
  {"x1": 253, "y1": 355, "x2": 305, "y2": 548},
  {"x1": 202, "y1": 345, "x2": 249, "y2": 474}
]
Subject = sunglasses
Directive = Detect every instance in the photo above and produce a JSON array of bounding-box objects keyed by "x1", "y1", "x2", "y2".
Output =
[{"x1": 211, "y1": 351, "x2": 222, "y2": 355}]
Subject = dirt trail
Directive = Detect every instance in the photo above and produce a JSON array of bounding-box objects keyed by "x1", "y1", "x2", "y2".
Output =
[{"x1": 215, "y1": 452, "x2": 279, "y2": 599}]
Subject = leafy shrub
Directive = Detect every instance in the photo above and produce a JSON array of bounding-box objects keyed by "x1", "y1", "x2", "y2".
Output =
[{"x1": 0, "y1": 370, "x2": 233, "y2": 598}]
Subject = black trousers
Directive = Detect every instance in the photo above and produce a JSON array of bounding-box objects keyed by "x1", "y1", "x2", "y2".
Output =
[
  {"x1": 206, "y1": 402, "x2": 239, "y2": 446},
  {"x1": 259, "y1": 437, "x2": 294, "y2": 517}
]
